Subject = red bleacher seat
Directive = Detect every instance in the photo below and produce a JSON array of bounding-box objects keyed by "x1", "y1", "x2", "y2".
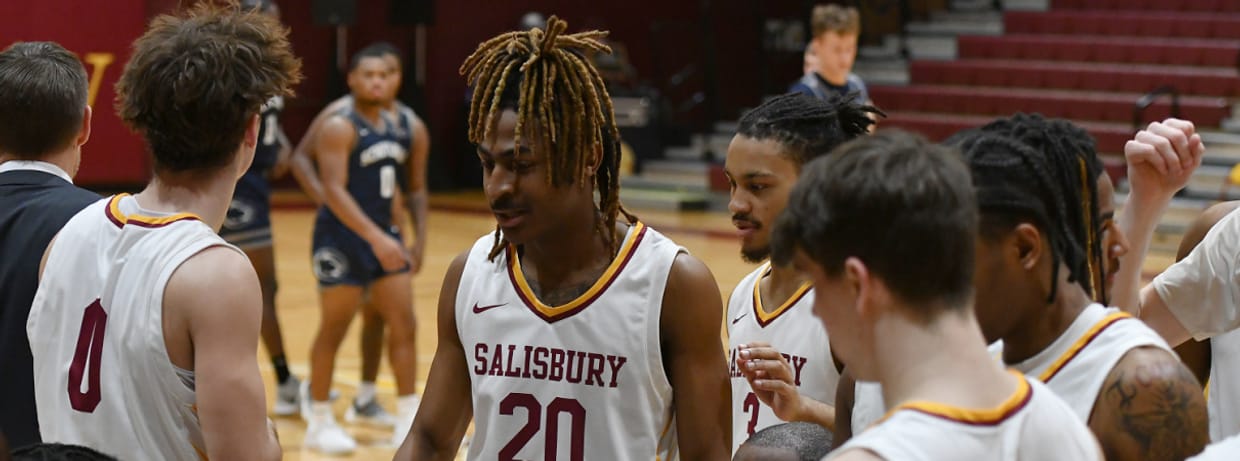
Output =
[
  {"x1": 868, "y1": 85, "x2": 1230, "y2": 126},
  {"x1": 911, "y1": 60, "x2": 1240, "y2": 98},
  {"x1": 882, "y1": 112, "x2": 1136, "y2": 153},
  {"x1": 1053, "y1": 0, "x2": 1240, "y2": 13},
  {"x1": 957, "y1": 36, "x2": 1240, "y2": 68},
  {"x1": 1006, "y1": 11, "x2": 1240, "y2": 40}
]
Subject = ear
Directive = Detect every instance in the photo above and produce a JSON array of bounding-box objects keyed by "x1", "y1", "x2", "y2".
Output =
[
  {"x1": 243, "y1": 113, "x2": 260, "y2": 149},
  {"x1": 76, "y1": 105, "x2": 92, "y2": 147},
  {"x1": 843, "y1": 257, "x2": 871, "y2": 316},
  {"x1": 1012, "y1": 223, "x2": 1045, "y2": 271},
  {"x1": 586, "y1": 141, "x2": 604, "y2": 177}
]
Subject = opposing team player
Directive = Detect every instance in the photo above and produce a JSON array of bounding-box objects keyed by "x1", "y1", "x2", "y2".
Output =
[
  {"x1": 955, "y1": 122, "x2": 1209, "y2": 461},
  {"x1": 724, "y1": 93, "x2": 878, "y2": 450},
  {"x1": 217, "y1": 0, "x2": 305, "y2": 416},
  {"x1": 304, "y1": 45, "x2": 427, "y2": 453},
  {"x1": 26, "y1": 4, "x2": 300, "y2": 459},
  {"x1": 292, "y1": 42, "x2": 429, "y2": 429},
  {"x1": 771, "y1": 129, "x2": 1100, "y2": 460},
  {"x1": 396, "y1": 17, "x2": 730, "y2": 459}
]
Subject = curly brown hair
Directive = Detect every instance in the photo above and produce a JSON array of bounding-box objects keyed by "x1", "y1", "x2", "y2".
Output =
[{"x1": 115, "y1": 1, "x2": 302, "y2": 173}]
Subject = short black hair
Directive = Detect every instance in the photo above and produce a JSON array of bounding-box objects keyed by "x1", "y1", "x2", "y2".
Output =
[
  {"x1": 736, "y1": 92, "x2": 883, "y2": 166},
  {"x1": 350, "y1": 42, "x2": 402, "y2": 71},
  {"x1": 947, "y1": 114, "x2": 1099, "y2": 302},
  {"x1": 772, "y1": 129, "x2": 977, "y2": 312},
  {"x1": 737, "y1": 422, "x2": 833, "y2": 461},
  {"x1": 0, "y1": 41, "x2": 88, "y2": 158},
  {"x1": 11, "y1": 443, "x2": 118, "y2": 461}
]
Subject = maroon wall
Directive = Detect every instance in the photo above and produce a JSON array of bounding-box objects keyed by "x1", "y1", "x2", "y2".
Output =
[{"x1": 2, "y1": 0, "x2": 817, "y2": 188}]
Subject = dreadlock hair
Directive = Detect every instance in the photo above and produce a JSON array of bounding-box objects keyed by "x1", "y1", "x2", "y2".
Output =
[
  {"x1": 736, "y1": 92, "x2": 884, "y2": 165},
  {"x1": 460, "y1": 16, "x2": 635, "y2": 261},
  {"x1": 961, "y1": 113, "x2": 1104, "y2": 301},
  {"x1": 952, "y1": 130, "x2": 1093, "y2": 304}
]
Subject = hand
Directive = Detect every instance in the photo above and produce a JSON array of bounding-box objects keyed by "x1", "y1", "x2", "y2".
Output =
[
  {"x1": 737, "y1": 342, "x2": 803, "y2": 422},
  {"x1": 409, "y1": 243, "x2": 425, "y2": 275},
  {"x1": 369, "y1": 233, "x2": 411, "y2": 272},
  {"x1": 269, "y1": 156, "x2": 291, "y2": 180},
  {"x1": 1124, "y1": 118, "x2": 1205, "y2": 203}
]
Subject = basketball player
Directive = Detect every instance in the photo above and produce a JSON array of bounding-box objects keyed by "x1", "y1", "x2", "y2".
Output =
[
  {"x1": 770, "y1": 129, "x2": 1101, "y2": 460},
  {"x1": 733, "y1": 422, "x2": 832, "y2": 461},
  {"x1": 217, "y1": 0, "x2": 305, "y2": 417},
  {"x1": 954, "y1": 122, "x2": 1209, "y2": 461},
  {"x1": 26, "y1": 4, "x2": 300, "y2": 459},
  {"x1": 396, "y1": 17, "x2": 731, "y2": 459},
  {"x1": 1165, "y1": 201, "x2": 1240, "y2": 443},
  {"x1": 832, "y1": 115, "x2": 1137, "y2": 444},
  {"x1": 0, "y1": 41, "x2": 99, "y2": 449},
  {"x1": 304, "y1": 45, "x2": 425, "y2": 453},
  {"x1": 290, "y1": 44, "x2": 426, "y2": 427},
  {"x1": 724, "y1": 92, "x2": 879, "y2": 451}
]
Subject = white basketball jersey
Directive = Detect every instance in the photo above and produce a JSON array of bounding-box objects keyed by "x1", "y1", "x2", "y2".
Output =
[
  {"x1": 1011, "y1": 304, "x2": 1173, "y2": 419},
  {"x1": 1209, "y1": 331, "x2": 1240, "y2": 441},
  {"x1": 456, "y1": 222, "x2": 683, "y2": 460},
  {"x1": 726, "y1": 263, "x2": 837, "y2": 453},
  {"x1": 832, "y1": 373, "x2": 1102, "y2": 460},
  {"x1": 27, "y1": 194, "x2": 235, "y2": 461}
]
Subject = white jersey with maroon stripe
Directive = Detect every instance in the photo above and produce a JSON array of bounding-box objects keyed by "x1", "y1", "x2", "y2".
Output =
[
  {"x1": 726, "y1": 262, "x2": 837, "y2": 453},
  {"x1": 832, "y1": 373, "x2": 1102, "y2": 460},
  {"x1": 455, "y1": 222, "x2": 684, "y2": 460},
  {"x1": 1010, "y1": 304, "x2": 1173, "y2": 419},
  {"x1": 28, "y1": 194, "x2": 235, "y2": 461}
]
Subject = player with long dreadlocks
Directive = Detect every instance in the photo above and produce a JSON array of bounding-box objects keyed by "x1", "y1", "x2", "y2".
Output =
[
  {"x1": 953, "y1": 121, "x2": 1209, "y2": 461},
  {"x1": 395, "y1": 16, "x2": 731, "y2": 460},
  {"x1": 724, "y1": 92, "x2": 879, "y2": 453}
]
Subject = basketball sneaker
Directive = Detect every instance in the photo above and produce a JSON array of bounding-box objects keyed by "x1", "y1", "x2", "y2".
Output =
[
  {"x1": 344, "y1": 397, "x2": 399, "y2": 428},
  {"x1": 304, "y1": 418, "x2": 357, "y2": 455},
  {"x1": 272, "y1": 376, "x2": 302, "y2": 416}
]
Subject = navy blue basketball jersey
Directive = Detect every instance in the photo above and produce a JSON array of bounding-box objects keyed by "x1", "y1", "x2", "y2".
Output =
[
  {"x1": 317, "y1": 108, "x2": 411, "y2": 230},
  {"x1": 250, "y1": 95, "x2": 284, "y2": 173}
]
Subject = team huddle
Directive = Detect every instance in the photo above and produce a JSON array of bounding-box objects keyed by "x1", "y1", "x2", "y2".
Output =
[{"x1": 4, "y1": 2, "x2": 1240, "y2": 461}]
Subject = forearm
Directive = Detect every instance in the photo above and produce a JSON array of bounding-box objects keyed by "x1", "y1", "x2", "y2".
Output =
[
  {"x1": 1113, "y1": 190, "x2": 1174, "y2": 313},
  {"x1": 406, "y1": 190, "x2": 429, "y2": 247},
  {"x1": 793, "y1": 397, "x2": 836, "y2": 431},
  {"x1": 323, "y1": 185, "x2": 386, "y2": 242},
  {"x1": 290, "y1": 150, "x2": 325, "y2": 204}
]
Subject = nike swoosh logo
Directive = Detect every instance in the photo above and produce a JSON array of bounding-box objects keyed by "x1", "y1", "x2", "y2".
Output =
[
  {"x1": 472, "y1": 303, "x2": 507, "y2": 314},
  {"x1": 732, "y1": 312, "x2": 748, "y2": 325}
]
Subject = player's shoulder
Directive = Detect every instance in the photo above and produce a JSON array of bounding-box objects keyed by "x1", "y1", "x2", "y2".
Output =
[
  {"x1": 1192, "y1": 200, "x2": 1240, "y2": 233},
  {"x1": 171, "y1": 245, "x2": 255, "y2": 291}
]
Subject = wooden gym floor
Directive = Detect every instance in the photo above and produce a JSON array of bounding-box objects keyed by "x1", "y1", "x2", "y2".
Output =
[{"x1": 261, "y1": 192, "x2": 1177, "y2": 460}]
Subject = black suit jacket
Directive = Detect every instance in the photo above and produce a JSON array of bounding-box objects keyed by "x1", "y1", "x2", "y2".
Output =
[{"x1": 0, "y1": 169, "x2": 99, "y2": 448}]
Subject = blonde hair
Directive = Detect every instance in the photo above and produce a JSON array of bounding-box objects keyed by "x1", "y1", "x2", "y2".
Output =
[
  {"x1": 460, "y1": 16, "x2": 637, "y2": 260},
  {"x1": 812, "y1": 4, "x2": 861, "y2": 37}
]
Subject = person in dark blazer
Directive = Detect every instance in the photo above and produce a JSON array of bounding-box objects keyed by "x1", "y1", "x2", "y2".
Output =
[{"x1": 0, "y1": 41, "x2": 101, "y2": 449}]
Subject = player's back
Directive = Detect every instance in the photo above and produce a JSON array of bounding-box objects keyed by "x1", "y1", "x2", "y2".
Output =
[
  {"x1": 455, "y1": 222, "x2": 683, "y2": 460},
  {"x1": 27, "y1": 194, "x2": 233, "y2": 461},
  {"x1": 727, "y1": 263, "x2": 837, "y2": 452},
  {"x1": 832, "y1": 373, "x2": 1101, "y2": 460}
]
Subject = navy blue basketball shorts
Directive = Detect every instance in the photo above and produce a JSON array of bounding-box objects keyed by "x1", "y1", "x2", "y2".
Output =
[
  {"x1": 221, "y1": 171, "x2": 272, "y2": 250},
  {"x1": 311, "y1": 220, "x2": 409, "y2": 287}
]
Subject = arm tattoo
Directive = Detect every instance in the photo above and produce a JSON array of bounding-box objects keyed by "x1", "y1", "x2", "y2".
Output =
[{"x1": 1098, "y1": 355, "x2": 1208, "y2": 461}]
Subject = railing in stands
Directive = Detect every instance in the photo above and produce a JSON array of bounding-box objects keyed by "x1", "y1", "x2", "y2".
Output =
[{"x1": 1133, "y1": 85, "x2": 1181, "y2": 131}]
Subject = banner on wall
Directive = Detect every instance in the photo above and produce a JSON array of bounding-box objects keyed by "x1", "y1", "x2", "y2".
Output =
[{"x1": 0, "y1": 2, "x2": 152, "y2": 186}]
